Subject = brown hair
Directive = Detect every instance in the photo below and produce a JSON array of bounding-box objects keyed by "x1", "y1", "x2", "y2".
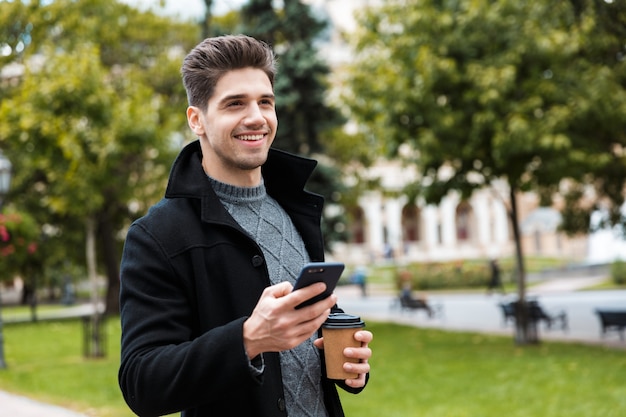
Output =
[{"x1": 181, "y1": 34, "x2": 277, "y2": 110}]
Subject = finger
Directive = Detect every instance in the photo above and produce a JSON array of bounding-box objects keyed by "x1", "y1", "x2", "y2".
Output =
[
  {"x1": 265, "y1": 281, "x2": 294, "y2": 298},
  {"x1": 295, "y1": 306, "x2": 332, "y2": 338},
  {"x1": 354, "y1": 330, "x2": 373, "y2": 344},
  {"x1": 286, "y1": 303, "x2": 332, "y2": 338},
  {"x1": 344, "y1": 346, "x2": 372, "y2": 359},
  {"x1": 289, "y1": 282, "x2": 329, "y2": 308},
  {"x1": 313, "y1": 337, "x2": 324, "y2": 350},
  {"x1": 344, "y1": 372, "x2": 367, "y2": 388},
  {"x1": 298, "y1": 293, "x2": 336, "y2": 314},
  {"x1": 344, "y1": 360, "x2": 370, "y2": 375}
]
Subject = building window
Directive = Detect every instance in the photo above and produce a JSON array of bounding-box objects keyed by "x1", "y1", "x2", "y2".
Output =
[
  {"x1": 456, "y1": 201, "x2": 473, "y2": 241},
  {"x1": 349, "y1": 206, "x2": 365, "y2": 244},
  {"x1": 401, "y1": 204, "x2": 421, "y2": 242}
]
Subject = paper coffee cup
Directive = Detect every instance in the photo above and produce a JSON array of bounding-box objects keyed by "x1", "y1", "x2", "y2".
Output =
[{"x1": 322, "y1": 313, "x2": 366, "y2": 380}]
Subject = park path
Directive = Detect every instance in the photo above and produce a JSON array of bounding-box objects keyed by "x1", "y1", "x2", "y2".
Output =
[
  {"x1": 335, "y1": 272, "x2": 624, "y2": 347},
  {"x1": 0, "y1": 390, "x2": 91, "y2": 417}
]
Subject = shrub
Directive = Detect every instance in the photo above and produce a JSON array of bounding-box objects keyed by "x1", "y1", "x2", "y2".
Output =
[
  {"x1": 0, "y1": 208, "x2": 39, "y2": 280},
  {"x1": 393, "y1": 261, "x2": 494, "y2": 290},
  {"x1": 610, "y1": 259, "x2": 626, "y2": 285}
]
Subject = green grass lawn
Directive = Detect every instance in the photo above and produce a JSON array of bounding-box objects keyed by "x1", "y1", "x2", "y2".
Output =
[
  {"x1": 1, "y1": 318, "x2": 625, "y2": 417},
  {"x1": 340, "y1": 323, "x2": 626, "y2": 417}
]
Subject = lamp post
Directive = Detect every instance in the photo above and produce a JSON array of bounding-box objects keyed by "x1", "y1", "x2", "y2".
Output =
[{"x1": 0, "y1": 150, "x2": 13, "y2": 369}]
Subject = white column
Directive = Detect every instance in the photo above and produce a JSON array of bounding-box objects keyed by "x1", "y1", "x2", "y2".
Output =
[
  {"x1": 360, "y1": 193, "x2": 384, "y2": 256},
  {"x1": 422, "y1": 205, "x2": 439, "y2": 247},
  {"x1": 440, "y1": 195, "x2": 457, "y2": 246},
  {"x1": 472, "y1": 194, "x2": 490, "y2": 246},
  {"x1": 385, "y1": 197, "x2": 404, "y2": 252},
  {"x1": 493, "y1": 198, "x2": 509, "y2": 243}
]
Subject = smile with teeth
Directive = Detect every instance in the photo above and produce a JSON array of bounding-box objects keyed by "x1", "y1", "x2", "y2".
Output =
[{"x1": 236, "y1": 134, "x2": 265, "y2": 141}]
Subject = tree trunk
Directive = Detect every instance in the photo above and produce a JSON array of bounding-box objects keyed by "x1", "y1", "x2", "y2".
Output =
[
  {"x1": 86, "y1": 217, "x2": 105, "y2": 357},
  {"x1": 508, "y1": 186, "x2": 539, "y2": 344},
  {"x1": 98, "y1": 213, "x2": 120, "y2": 316}
]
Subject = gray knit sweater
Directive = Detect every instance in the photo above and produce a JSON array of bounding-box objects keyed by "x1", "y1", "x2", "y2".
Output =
[{"x1": 209, "y1": 176, "x2": 328, "y2": 417}]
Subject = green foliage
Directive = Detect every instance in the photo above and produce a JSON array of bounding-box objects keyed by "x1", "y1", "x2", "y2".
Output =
[
  {"x1": 361, "y1": 257, "x2": 569, "y2": 290},
  {"x1": 0, "y1": 0, "x2": 200, "y2": 311},
  {"x1": 343, "y1": 0, "x2": 626, "y2": 227},
  {"x1": 610, "y1": 259, "x2": 626, "y2": 285},
  {"x1": 393, "y1": 261, "x2": 500, "y2": 290}
]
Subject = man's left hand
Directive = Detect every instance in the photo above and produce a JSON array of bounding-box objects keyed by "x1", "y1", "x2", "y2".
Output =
[{"x1": 314, "y1": 329, "x2": 373, "y2": 388}]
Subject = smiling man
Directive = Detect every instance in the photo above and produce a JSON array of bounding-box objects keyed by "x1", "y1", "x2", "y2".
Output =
[
  {"x1": 118, "y1": 35, "x2": 372, "y2": 417},
  {"x1": 187, "y1": 67, "x2": 277, "y2": 186}
]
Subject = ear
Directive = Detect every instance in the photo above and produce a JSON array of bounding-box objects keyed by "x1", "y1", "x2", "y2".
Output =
[{"x1": 186, "y1": 106, "x2": 205, "y2": 136}]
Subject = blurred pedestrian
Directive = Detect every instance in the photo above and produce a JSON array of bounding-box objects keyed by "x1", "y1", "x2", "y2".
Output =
[
  {"x1": 487, "y1": 259, "x2": 505, "y2": 294},
  {"x1": 351, "y1": 266, "x2": 368, "y2": 297}
]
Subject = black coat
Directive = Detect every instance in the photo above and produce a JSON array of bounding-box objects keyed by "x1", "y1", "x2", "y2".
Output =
[{"x1": 119, "y1": 141, "x2": 363, "y2": 417}]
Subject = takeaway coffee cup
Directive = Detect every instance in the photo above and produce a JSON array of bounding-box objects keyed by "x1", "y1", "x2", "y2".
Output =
[{"x1": 322, "y1": 313, "x2": 366, "y2": 380}]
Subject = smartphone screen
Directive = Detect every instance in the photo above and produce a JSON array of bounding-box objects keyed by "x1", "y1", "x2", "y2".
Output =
[{"x1": 293, "y1": 262, "x2": 345, "y2": 309}]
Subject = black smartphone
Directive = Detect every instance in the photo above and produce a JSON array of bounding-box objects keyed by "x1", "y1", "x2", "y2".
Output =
[{"x1": 293, "y1": 262, "x2": 345, "y2": 309}]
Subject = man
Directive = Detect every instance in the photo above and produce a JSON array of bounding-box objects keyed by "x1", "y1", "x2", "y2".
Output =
[
  {"x1": 118, "y1": 35, "x2": 372, "y2": 417},
  {"x1": 487, "y1": 259, "x2": 504, "y2": 294}
]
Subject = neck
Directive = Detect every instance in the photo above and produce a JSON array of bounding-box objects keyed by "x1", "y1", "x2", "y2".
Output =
[{"x1": 201, "y1": 158, "x2": 262, "y2": 187}]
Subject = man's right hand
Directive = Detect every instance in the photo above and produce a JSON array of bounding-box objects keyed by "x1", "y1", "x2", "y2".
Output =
[{"x1": 243, "y1": 281, "x2": 336, "y2": 359}]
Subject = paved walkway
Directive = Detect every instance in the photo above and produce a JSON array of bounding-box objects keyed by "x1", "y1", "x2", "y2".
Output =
[
  {"x1": 0, "y1": 390, "x2": 91, "y2": 417},
  {"x1": 336, "y1": 273, "x2": 625, "y2": 347},
  {"x1": 1, "y1": 273, "x2": 624, "y2": 416}
]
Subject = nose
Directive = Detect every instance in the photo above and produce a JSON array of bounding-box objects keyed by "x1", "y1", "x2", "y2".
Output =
[{"x1": 244, "y1": 103, "x2": 265, "y2": 126}]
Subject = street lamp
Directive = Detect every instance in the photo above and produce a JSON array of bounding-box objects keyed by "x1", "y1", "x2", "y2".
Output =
[
  {"x1": 0, "y1": 149, "x2": 13, "y2": 369},
  {"x1": 0, "y1": 150, "x2": 10, "y2": 205}
]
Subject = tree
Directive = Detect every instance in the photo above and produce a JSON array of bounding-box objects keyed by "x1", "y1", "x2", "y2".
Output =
[
  {"x1": 0, "y1": 0, "x2": 200, "y2": 316},
  {"x1": 557, "y1": 0, "x2": 626, "y2": 235},
  {"x1": 201, "y1": 0, "x2": 214, "y2": 38},
  {"x1": 342, "y1": 0, "x2": 626, "y2": 344},
  {"x1": 238, "y1": 0, "x2": 350, "y2": 248},
  {"x1": 240, "y1": 0, "x2": 344, "y2": 155}
]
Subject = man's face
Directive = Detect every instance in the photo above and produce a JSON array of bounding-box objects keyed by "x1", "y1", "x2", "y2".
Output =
[{"x1": 187, "y1": 67, "x2": 277, "y2": 186}]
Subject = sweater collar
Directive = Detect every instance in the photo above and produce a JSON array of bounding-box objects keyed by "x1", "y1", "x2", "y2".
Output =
[
  {"x1": 208, "y1": 176, "x2": 266, "y2": 204},
  {"x1": 165, "y1": 140, "x2": 318, "y2": 200}
]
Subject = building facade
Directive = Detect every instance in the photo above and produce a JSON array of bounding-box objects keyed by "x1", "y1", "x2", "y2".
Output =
[{"x1": 331, "y1": 160, "x2": 588, "y2": 265}]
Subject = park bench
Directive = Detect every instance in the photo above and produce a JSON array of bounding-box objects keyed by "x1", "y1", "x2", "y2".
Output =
[
  {"x1": 5, "y1": 310, "x2": 106, "y2": 357},
  {"x1": 595, "y1": 309, "x2": 626, "y2": 341},
  {"x1": 498, "y1": 300, "x2": 567, "y2": 330},
  {"x1": 529, "y1": 301, "x2": 568, "y2": 330},
  {"x1": 498, "y1": 302, "x2": 515, "y2": 326},
  {"x1": 393, "y1": 291, "x2": 443, "y2": 318}
]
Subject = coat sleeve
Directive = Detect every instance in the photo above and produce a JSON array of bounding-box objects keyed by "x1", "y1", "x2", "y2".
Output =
[{"x1": 118, "y1": 222, "x2": 260, "y2": 417}]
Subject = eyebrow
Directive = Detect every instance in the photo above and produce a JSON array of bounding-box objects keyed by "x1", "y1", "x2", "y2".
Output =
[{"x1": 218, "y1": 93, "x2": 275, "y2": 105}]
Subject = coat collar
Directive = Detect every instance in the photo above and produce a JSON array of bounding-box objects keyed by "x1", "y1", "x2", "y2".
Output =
[
  {"x1": 164, "y1": 140, "x2": 325, "y2": 261},
  {"x1": 165, "y1": 140, "x2": 318, "y2": 199}
]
